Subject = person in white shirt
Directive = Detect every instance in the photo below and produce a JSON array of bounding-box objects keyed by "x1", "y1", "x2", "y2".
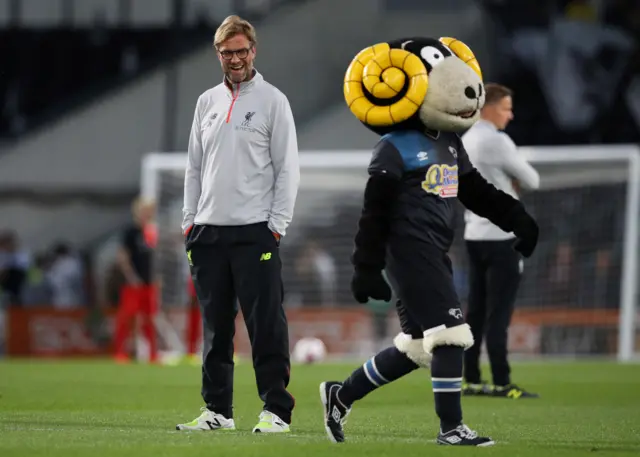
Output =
[
  {"x1": 177, "y1": 15, "x2": 299, "y2": 434},
  {"x1": 461, "y1": 84, "x2": 540, "y2": 399},
  {"x1": 46, "y1": 243, "x2": 84, "y2": 309}
]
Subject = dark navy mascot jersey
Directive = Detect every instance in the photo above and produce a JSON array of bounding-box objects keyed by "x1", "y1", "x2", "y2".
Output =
[{"x1": 368, "y1": 130, "x2": 473, "y2": 251}]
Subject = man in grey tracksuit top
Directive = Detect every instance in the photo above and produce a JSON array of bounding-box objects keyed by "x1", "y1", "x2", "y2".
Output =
[
  {"x1": 461, "y1": 84, "x2": 539, "y2": 399},
  {"x1": 177, "y1": 15, "x2": 300, "y2": 434}
]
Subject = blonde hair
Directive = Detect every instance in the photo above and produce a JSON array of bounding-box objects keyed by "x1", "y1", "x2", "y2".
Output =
[
  {"x1": 213, "y1": 15, "x2": 257, "y2": 48},
  {"x1": 132, "y1": 196, "x2": 155, "y2": 219}
]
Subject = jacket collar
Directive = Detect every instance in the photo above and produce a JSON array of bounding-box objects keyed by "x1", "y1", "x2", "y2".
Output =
[
  {"x1": 476, "y1": 119, "x2": 498, "y2": 131},
  {"x1": 224, "y1": 69, "x2": 262, "y2": 95}
]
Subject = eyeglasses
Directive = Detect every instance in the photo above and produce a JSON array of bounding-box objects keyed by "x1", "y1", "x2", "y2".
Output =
[{"x1": 218, "y1": 47, "x2": 252, "y2": 60}]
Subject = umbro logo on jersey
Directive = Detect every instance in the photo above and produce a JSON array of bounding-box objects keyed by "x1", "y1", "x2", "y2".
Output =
[
  {"x1": 417, "y1": 151, "x2": 429, "y2": 161},
  {"x1": 448, "y1": 146, "x2": 458, "y2": 158}
]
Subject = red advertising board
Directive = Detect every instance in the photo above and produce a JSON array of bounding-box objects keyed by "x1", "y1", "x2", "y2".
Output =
[{"x1": 4, "y1": 306, "x2": 622, "y2": 358}]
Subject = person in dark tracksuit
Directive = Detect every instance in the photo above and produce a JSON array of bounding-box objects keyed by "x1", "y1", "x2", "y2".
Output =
[
  {"x1": 176, "y1": 15, "x2": 300, "y2": 433},
  {"x1": 461, "y1": 84, "x2": 540, "y2": 398}
]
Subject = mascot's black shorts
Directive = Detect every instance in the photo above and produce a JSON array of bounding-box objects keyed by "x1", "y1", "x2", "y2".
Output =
[{"x1": 385, "y1": 237, "x2": 465, "y2": 337}]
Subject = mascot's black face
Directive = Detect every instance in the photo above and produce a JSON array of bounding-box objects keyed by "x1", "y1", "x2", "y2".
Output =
[{"x1": 344, "y1": 36, "x2": 485, "y2": 135}]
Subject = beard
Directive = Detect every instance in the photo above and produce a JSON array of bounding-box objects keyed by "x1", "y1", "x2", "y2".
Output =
[{"x1": 225, "y1": 63, "x2": 253, "y2": 84}]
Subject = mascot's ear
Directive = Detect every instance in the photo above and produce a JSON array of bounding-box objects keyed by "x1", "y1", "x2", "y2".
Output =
[
  {"x1": 439, "y1": 37, "x2": 483, "y2": 80},
  {"x1": 343, "y1": 43, "x2": 428, "y2": 127}
]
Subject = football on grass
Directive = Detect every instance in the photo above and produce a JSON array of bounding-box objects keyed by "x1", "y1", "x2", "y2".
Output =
[{"x1": 292, "y1": 337, "x2": 327, "y2": 364}]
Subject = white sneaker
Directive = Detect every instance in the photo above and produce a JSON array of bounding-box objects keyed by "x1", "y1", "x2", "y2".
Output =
[
  {"x1": 175, "y1": 407, "x2": 236, "y2": 431},
  {"x1": 252, "y1": 410, "x2": 290, "y2": 433}
]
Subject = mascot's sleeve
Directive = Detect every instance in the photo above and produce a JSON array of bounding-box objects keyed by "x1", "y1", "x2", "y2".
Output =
[
  {"x1": 456, "y1": 136, "x2": 530, "y2": 233},
  {"x1": 352, "y1": 139, "x2": 404, "y2": 272}
]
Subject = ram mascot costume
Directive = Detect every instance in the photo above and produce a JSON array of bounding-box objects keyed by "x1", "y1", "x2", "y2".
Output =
[{"x1": 319, "y1": 37, "x2": 539, "y2": 446}]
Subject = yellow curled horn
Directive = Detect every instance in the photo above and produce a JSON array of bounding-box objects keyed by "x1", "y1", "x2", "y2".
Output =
[
  {"x1": 439, "y1": 37, "x2": 482, "y2": 80},
  {"x1": 344, "y1": 43, "x2": 428, "y2": 127}
]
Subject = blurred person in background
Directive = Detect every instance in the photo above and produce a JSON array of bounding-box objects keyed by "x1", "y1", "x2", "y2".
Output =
[
  {"x1": 294, "y1": 240, "x2": 337, "y2": 306},
  {"x1": 112, "y1": 197, "x2": 158, "y2": 364},
  {"x1": 461, "y1": 84, "x2": 540, "y2": 398},
  {"x1": 0, "y1": 231, "x2": 30, "y2": 306},
  {"x1": 184, "y1": 276, "x2": 202, "y2": 363},
  {"x1": 177, "y1": 15, "x2": 299, "y2": 434},
  {"x1": 46, "y1": 242, "x2": 85, "y2": 309},
  {"x1": 21, "y1": 253, "x2": 53, "y2": 306}
]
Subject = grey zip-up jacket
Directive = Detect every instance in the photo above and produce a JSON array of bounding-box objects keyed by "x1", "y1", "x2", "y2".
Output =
[
  {"x1": 182, "y1": 70, "x2": 300, "y2": 236},
  {"x1": 462, "y1": 119, "x2": 540, "y2": 241}
]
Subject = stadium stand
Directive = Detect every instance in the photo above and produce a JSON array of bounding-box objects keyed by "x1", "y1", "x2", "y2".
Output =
[
  {"x1": 0, "y1": 0, "x2": 304, "y2": 141},
  {"x1": 479, "y1": 0, "x2": 640, "y2": 145}
]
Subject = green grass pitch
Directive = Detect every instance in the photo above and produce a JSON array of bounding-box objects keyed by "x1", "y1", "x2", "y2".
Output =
[{"x1": 1, "y1": 358, "x2": 639, "y2": 456}]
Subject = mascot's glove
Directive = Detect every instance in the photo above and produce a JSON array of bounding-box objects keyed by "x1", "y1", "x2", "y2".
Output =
[
  {"x1": 508, "y1": 206, "x2": 539, "y2": 258},
  {"x1": 351, "y1": 268, "x2": 392, "y2": 304}
]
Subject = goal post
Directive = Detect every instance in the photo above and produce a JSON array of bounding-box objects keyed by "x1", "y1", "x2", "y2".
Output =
[
  {"x1": 516, "y1": 146, "x2": 639, "y2": 362},
  {"x1": 140, "y1": 145, "x2": 640, "y2": 362}
]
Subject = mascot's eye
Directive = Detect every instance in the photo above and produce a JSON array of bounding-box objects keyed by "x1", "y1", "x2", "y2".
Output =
[{"x1": 420, "y1": 46, "x2": 445, "y2": 69}]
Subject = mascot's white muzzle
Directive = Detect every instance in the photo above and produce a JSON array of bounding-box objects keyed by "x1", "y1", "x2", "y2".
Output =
[{"x1": 420, "y1": 57, "x2": 485, "y2": 132}]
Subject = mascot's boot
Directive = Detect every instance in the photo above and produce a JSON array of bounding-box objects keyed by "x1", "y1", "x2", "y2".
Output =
[
  {"x1": 437, "y1": 424, "x2": 495, "y2": 446},
  {"x1": 319, "y1": 381, "x2": 351, "y2": 443}
]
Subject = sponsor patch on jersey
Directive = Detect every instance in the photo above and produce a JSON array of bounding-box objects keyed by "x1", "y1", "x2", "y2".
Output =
[{"x1": 422, "y1": 164, "x2": 459, "y2": 198}]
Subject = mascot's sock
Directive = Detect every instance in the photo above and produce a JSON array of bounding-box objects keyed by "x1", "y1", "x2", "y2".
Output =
[
  {"x1": 431, "y1": 345, "x2": 464, "y2": 432},
  {"x1": 338, "y1": 347, "x2": 418, "y2": 406}
]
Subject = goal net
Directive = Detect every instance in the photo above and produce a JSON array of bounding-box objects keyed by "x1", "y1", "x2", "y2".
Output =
[{"x1": 141, "y1": 145, "x2": 640, "y2": 362}]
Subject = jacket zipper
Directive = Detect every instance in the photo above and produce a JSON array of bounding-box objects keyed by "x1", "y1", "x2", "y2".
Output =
[{"x1": 226, "y1": 83, "x2": 240, "y2": 123}]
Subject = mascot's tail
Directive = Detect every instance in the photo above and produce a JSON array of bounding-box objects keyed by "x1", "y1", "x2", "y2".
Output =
[
  {"x1": 343, "y1": 37, "x2": 482, "y2": 128},
  {"x1": 343, "y1": 43, "x2": 427, "y2": 127}
]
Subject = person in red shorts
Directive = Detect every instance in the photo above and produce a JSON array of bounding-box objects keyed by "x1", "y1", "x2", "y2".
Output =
[
  {"x1": 185, "y1": 276, "x2": 202, "y2": 362},
  {"x1": 113, "y1": 197, "x2": 158, "y2": 363}
]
